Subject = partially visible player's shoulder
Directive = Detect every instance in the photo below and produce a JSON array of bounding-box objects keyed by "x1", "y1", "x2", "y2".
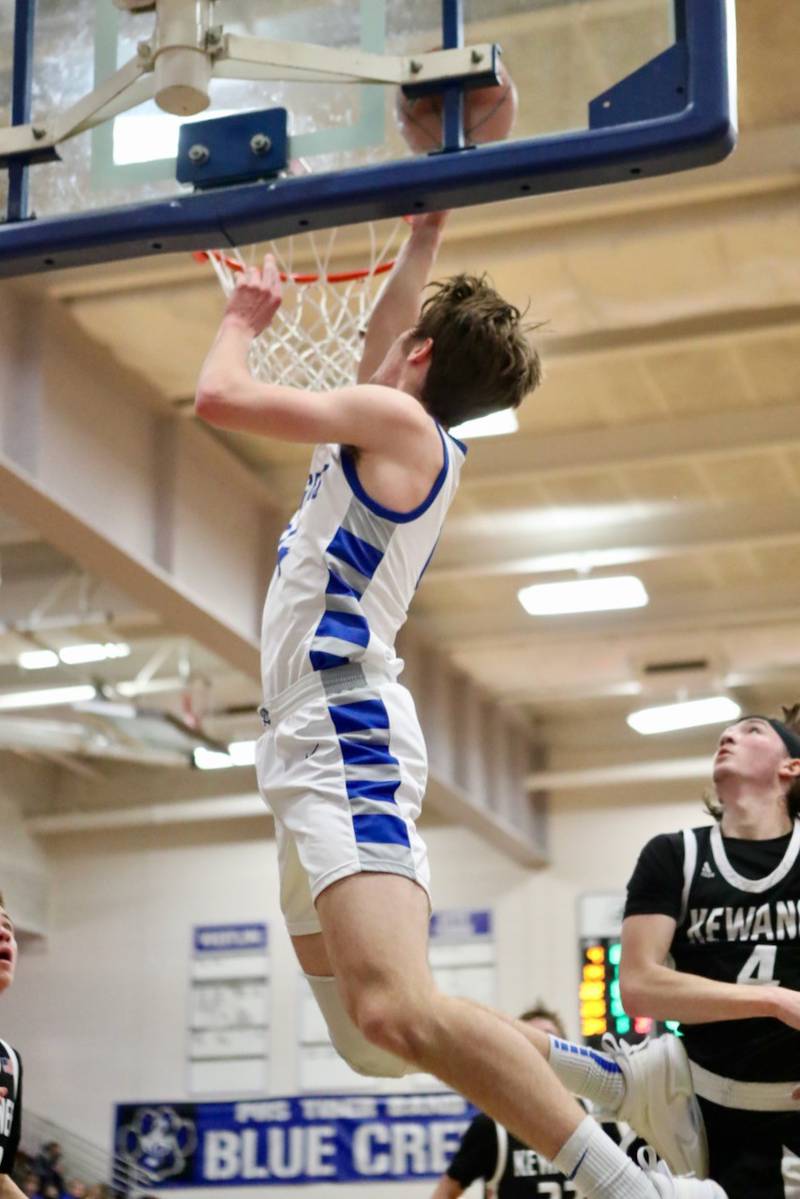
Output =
[{"x1": 637, "y1": 829, "x2": 684, "y2": 862}]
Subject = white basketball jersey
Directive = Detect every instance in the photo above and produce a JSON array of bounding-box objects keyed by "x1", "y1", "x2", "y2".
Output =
[{"x1": 260, "y1": 425, "x2": 466, "y2": 699}]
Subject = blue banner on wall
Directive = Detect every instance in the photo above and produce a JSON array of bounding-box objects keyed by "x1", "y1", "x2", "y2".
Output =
[
  {"x1": 429, "y1": 909, "x2": 492, "y2": 941},
  {"x1": 193, "y1": 923, "x2": 268, "y2": 954},
  {"x1": 115, "y1": 1093, "x2": 475, "y2": 1187}
]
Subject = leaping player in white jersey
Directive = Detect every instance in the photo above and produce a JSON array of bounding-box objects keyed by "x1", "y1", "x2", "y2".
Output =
[{"x1": 195, "y1": 211, "x2": 726, "y2": 1199}]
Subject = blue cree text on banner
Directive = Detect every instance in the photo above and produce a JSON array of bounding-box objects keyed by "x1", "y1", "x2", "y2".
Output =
[
  {"x1": 115, "y1": 1093, "x2": 475, "y2": 1186},
  {"x1": 429, "y1": 909, "x2": 492, "y2": 941},
  {"x1": 193, "y1": 924, "x2": 268, "y2": 954}
]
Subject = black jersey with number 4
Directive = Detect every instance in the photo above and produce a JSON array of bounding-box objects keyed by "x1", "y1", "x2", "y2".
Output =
[
  {"x1": 0, "y1": 1037, "x2": 22, "y2": 1176},
  {"x1": 625, "y1": 820, "x2": 800, "y2": 1083}
]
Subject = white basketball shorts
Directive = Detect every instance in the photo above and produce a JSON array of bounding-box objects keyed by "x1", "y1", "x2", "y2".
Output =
[{"x1": 255, "y1": 663, "x2": 431, "y2": 936}]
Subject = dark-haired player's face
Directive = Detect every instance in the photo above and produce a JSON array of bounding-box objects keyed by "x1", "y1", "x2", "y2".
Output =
[
  {"x1": 0, "y1": 906, "x2": 17, "y2": 992},
  {"x1": 713, "y1": 718, "x2": 794, "y2": 790}
]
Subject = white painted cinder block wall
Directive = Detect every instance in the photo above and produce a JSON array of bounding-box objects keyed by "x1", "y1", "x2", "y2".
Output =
[{"x1": 1, "y1": 785, "x2": 712, "y2": 1199}]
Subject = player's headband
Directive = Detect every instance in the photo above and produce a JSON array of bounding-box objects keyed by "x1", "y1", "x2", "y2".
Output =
[{"x1": 736, "y1": 716, "x2": 800, "y2": 759}]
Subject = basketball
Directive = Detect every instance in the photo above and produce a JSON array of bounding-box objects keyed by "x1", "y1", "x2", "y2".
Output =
[{"x1": 396, "y1": 58, "x2": 518, "y2": 154}]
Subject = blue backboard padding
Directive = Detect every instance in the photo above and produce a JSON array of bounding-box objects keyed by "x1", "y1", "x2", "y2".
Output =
[
  {"x1": 590, "y1": 43, "x2": 690, "y2": 128},
  {"x1": 0, "y1": 0, "x2": 736, "y2": 278}
]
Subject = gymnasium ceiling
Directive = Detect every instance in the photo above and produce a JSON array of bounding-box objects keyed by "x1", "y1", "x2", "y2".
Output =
[{"x1": 1, "y1": 0, "x2": 799, "y2": 829}]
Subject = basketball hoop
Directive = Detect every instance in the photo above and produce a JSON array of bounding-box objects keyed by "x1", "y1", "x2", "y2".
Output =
[{"x1": 194, "y1": 220, "x2": 407, "y2": 390}]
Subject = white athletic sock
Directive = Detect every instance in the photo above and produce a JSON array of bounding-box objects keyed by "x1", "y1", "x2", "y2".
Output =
[
  {"x1": 547, "y1": 1035, "x2": 625, "y2": 1112},
  {"x1": 552, "y1": 1116, "x2": 655, "y2": 1199}
]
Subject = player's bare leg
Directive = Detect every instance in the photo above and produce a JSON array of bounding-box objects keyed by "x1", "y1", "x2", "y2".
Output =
[
  {"x1": 301, "y1": 873, "x2": 583, "y2": 1157},
  {"x1": 293, "y1": 873, "x2": 726, "y2": 1199}
]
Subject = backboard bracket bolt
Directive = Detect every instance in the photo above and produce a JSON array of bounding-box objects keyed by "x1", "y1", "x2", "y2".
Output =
[
  {"x1": 471, "y1": 49, "x2": 484, "y2": 64},
  {"x1": 250, "y1": 133, "x2": 272, "y2": 155},
  {"x1": 205, "y1": 26, "x2": 224, "y2": 53},
  {"x1": 188, "y1": 143, "x2": 210, "y2": 164},
  {"x1": 409, "y1": 59, "x2": 423, "y2": 74}
]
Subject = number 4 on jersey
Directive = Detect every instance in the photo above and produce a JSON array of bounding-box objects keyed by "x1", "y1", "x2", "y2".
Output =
[{"x1": 736, "y1": 944, "x2": 779, "y2": 985}]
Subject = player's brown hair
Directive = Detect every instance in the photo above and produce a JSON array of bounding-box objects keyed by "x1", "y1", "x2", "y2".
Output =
[
  {"x1": 518, "y1": 1001, "x2": 566, "y2": 1039},
  {"x1": 705, "y1": 703, "x2": 800, "y2": 821},
  {"x1": 410, "y1": 273, "x2": 543, "y2": 427}
]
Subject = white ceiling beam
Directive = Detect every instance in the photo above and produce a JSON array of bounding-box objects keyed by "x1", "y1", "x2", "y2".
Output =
[
  {"x1": 26, "y1": 792, "x2": 269, "y2": 834},
  {"x1": 543, "y1": 304, "x2": 800, "y2": 364},
  {"x1": 462, "y1": 400, "x2": 800, "y2": 490},
  {"x1": 0, "y1": 514, "x2": 39, "y2": 548},
  {"x1": 526, "y1": 756, "x2": 712, "y2": 791},
  {"x1": 430, "y1": 499, "x2": 800, "y2": 583},
  {"x1": 434, "y1": 603, "x2": 800, "y2": 709}
]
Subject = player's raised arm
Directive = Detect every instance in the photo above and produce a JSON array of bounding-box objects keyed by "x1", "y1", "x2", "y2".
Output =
[
  {"x1": 194, "y1": 254, "x2": 433, "y2": 456},
  {"x1": 619, "y1": 912, "x2": 792, "y2": 1025},
  {"x1": 356, "y1": 211, "x2": 449, "y2": 384}
]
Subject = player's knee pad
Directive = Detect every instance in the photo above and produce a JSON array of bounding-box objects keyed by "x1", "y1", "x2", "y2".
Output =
[{"x1": 305, "y1": 973, "x2": 412, "y2": 1079}]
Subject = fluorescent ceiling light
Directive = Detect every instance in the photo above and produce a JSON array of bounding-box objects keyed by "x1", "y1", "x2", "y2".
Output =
[
  {"x1": 193, "y1": 747, "x2": 234, "y2": 771},
  {"x1": 59, "y1": 642, "x2": 130, "y2": 665},
  {"x1": 19, "y1": 643, "x2": 131, "y2": 669},
  {"x1": 627, "y1": 696, "x2": 742, "y2": 735},
  {"x1": 0, "y1": 685, "x2": 97, "y2": 711},
  {"x1": 18, "y1": 650, "x2": 60, "y2": 670},
  {"x1": 451, "y1": 408, "x2": 519, "y2": 440},
  {"x1": 518, "y1": 575, "x2": 649, "y2": 616},
  {"x1": 193, "y1": 739, "x2": 258, "y2": 771},
  {"x1": 228, "y1": 740, "x2": 257, "y2": 766}
]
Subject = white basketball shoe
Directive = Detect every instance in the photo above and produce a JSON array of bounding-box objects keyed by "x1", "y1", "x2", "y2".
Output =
[
  {"x1": 640, "y1": 1150, "x2": 726, "y2": 1198},
  {"x1": 603, "y1": 1033, "x2": 709, "y2": 1178}
]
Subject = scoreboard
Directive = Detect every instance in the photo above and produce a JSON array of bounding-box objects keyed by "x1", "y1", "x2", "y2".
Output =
[
  {"x1": 577, "y1": 895, "x2": 680, "y2": 1049},
  {"x1": 579, "y1": 936, "x2": 680, "y2": 1048}
]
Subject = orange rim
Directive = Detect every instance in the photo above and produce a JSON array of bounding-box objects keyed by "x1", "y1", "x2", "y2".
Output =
[{"x1": 193, "y1": 249, "x2": 396, "y2": 285}]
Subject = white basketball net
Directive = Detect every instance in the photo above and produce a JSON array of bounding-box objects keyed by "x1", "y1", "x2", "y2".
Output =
[{"x1": 197, "y1": 221, "x2": 406, "y2": 390}]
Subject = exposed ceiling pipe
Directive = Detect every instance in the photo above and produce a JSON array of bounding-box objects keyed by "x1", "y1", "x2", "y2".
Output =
[
  {"x1": 527, "y1": 755, "x2": 713, "y2": 791},
  {"x1": 26, "y1": 792, "x2": 269, "y2": 834}
]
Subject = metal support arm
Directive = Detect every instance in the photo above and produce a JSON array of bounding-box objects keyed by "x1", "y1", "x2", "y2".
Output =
[
  {"x1": 0, "y1": 35, "x2": 494, "y2": 162},
  {"x1": 0, "y1": 54, "x2": 155, "y2": 161},
  {"x1": 216, "y1": 36, "x2": 495, "y2": 87}
]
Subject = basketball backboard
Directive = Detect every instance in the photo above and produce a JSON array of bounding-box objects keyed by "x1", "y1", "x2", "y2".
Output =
[{"x1": 0, "y1": 0, "x2": 736, "y2": 276}]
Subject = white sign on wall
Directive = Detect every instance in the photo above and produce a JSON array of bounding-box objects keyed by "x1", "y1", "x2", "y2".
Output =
[{"x1": 188, "y1": 922, "x2": 270, "y2": 1095}]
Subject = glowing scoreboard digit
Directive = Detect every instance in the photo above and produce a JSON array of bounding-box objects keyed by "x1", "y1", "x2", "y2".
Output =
[{"x1": 578, "y1": 896, "x2": 680, "y2": 1049}]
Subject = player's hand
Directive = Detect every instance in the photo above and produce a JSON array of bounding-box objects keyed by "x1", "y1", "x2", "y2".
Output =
[
  {"x1": 406, "y1": 210, "x2": 450, "y2": 232},
  {"x1": 224, "y1": 254, "x2": 282, "y2": 336}
]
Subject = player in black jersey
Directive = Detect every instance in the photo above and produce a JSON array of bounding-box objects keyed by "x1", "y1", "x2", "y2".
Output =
[
  {"x1": 621, "y1": 709, "x2": 800, "y2": 1199},
  {"x1": 0, "y1": 892, "x2": 25, "y2": 1199}
]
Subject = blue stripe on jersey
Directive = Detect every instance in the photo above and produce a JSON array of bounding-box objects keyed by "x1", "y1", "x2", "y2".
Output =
[
  {"x1": 310, "y1": 650, "x2": 351, "y2": 671},
  {"x1": 327, "y1": 526, "x2": 383, "y2": 580},
  {"x1": 345, "y1": 777, "x2": 401, "y2": 804},
  {"x1": 339, "y1": 738, "x2": 399, "y2": 768},
  {"x1": 315, "y1": 609, "x2": 371, "y2": 648},
  {"x1": 326, "y1": 569, "x2": 363, "y2": 600},
  {"x1": 328, "y1": 698, "x2": 390, "y2": 735},
  {"x1": 352, "y1": 812, "x2": 411, "y2": 847}
]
